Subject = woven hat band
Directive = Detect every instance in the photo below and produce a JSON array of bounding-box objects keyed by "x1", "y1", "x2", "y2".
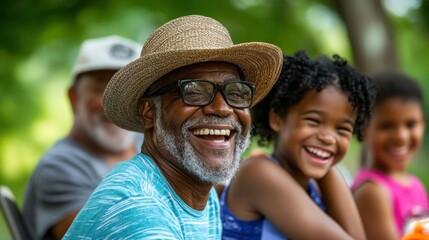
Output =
[{"x1": 142, "y1": 16, "x2": 233, "y2": 55}]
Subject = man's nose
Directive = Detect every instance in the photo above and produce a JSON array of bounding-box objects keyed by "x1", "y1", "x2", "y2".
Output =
[{"x1": 202, "y1": 92, "x2": 233, "y2": 117}]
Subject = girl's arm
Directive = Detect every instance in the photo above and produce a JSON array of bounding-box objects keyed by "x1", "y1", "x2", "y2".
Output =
[
  {"x1": 316, "y1": 167, "x2": 366, "y2": 240},
  {"x1": 353, "y1": 181, "x2": 398, "y2": 240},
  {"x1": 228, "y1": 157, "x2": 364, "y2": 240}
]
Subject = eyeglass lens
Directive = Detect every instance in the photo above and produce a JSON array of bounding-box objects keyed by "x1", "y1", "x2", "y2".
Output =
[{"x1": 181, "y1": 80, "x2": 253, "y2": 108}]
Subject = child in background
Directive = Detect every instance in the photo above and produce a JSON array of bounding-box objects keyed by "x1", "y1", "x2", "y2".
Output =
[
  {"x1": 352, "y1": 71, "x2": 429, "y2": 239},
  {"x1": 221, "y1": 51, "x2": 373, "y2": 239}
]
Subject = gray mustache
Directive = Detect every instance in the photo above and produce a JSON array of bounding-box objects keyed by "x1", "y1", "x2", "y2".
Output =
[{"x1": 183, "y1": 116, "x2": 242, "y2": 134}]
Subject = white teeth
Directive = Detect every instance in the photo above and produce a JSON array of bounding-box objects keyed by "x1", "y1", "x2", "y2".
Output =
[
  {"x1": 389, "y1": 146, "x2": 408, "y2": 155},
  {"x1": 193, "y1": 128, "x2": 231, "y2": 136},
  {"x1": 306, "y1": 146, "x2": 331, "y2": 158}
]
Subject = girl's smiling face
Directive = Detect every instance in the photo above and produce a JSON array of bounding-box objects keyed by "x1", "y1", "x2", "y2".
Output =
[
  {"x1": 365, "y1": 98, "x2": 425, "y2": 173},
  {"x1": 271, "y1": 85, "x2": 357, "y2": 185}
]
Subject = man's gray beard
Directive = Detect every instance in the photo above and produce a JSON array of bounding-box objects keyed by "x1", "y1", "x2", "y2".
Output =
[
  {"x1": 152, "y1": 97, "x2": 250, "y2": 184},
  {"x1": 76, "y1": 101, "x2": 136, "y2": 153}
]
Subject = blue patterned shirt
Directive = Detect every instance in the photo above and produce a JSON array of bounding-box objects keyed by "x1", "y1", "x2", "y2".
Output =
[{"x1": 64, "y1": 153, "x2": 221, "y2": 239}]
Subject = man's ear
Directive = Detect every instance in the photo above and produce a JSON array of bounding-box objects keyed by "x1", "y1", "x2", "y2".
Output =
[
  {"x1": 268, "y1": 109, "x2": 282, "y2": 132},
  {"x1": 68, "y1": 86, "x2": 78, "y2": 113},
  {"x1": 139, "y1": 98, "x2": 155, "y2": 130}
]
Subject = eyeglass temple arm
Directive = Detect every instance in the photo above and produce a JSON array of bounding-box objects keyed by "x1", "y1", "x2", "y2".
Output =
[{"x1": 144, "y1": 81, "x2": 178, "y2": 97}]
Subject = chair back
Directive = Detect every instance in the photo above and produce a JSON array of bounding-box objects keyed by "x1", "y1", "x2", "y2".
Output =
[{"x1": 0, "y1": 185, "x2": 34, "y2": 240}]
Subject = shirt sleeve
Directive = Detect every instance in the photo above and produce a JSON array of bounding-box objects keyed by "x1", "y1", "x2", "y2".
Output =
[{"x1": 32, "y1": 154, "x2": 102, "y2": 237}]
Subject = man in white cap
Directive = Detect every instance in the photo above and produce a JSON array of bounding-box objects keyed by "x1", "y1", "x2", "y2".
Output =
[
  {"x1": 64, "y1": 15, "x2": 283, "y2": 239},
  {"x1": 23, "y1": 35, "x2": 143, "y2": 240}
]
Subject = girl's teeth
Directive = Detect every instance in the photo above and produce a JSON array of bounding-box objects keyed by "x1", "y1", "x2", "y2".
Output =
[{"x1": 307, "y1": 147, "x2": 330, "y2": 158}]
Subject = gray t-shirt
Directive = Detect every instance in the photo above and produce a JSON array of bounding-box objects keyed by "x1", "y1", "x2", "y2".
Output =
[{"x1": 23, "y1": 136, "x2": 142, "y2": 239}]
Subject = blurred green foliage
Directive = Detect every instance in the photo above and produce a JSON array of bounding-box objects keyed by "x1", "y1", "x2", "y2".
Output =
[{"x1": 1, "y1": 0, "x2": 429, "y2": 238}]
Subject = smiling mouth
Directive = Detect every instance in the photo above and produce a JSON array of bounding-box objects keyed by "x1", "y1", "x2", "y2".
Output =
[
  {"x1": 192, "y1": 128, "x2": 233, "y2": 142},
  {"x1": 305, "y1": 146, "x2": 333, "y2": 160},
  {"x1": 387, "y1": 146, "x2": 408, "y2": 156}
]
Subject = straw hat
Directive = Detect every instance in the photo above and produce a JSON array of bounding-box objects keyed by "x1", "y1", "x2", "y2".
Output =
[{"x1": 103, "y1": 15, "x2": 283, "y2": 132}]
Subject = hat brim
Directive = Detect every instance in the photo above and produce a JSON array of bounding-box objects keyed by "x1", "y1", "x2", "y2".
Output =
[{"x1": 103, "y1": 42, "x2": 282, "y2": 132}]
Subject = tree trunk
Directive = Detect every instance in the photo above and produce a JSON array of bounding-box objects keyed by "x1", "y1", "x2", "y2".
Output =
[{"x1": 334, "y1": 0, "x2": 399, "y2": 74}]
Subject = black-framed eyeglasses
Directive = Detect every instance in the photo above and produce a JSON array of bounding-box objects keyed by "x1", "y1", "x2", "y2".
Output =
[{"x1": 145, "y1": 79, "x2": 255, "y2": 109}]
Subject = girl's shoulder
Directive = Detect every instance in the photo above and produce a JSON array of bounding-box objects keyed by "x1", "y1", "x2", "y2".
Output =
[
  {"x1": 238, "y1": 155, "x2": 286, "y2": 180},
  {"x1": 232, "y1": 155, "x2": 297, "y2": 195},
  {"x1": 353, "y1": 179, "x2": 392, "y2": 212},
  {"x1": 352, "y1": 169, "x2": 393, "y2": 202},
  {"x1": 409, "y1": 174, "x2": 427, "y2": 187},
  {"x1": 351, "y1": 169, "x2": 389, "y2": 190}
]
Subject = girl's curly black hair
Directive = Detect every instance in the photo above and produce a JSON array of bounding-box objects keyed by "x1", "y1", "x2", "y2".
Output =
[{"x1": 252, "y1": 50, "x2": 374, "y2": 146}]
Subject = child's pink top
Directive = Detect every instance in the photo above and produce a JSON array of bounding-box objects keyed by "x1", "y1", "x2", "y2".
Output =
[{"x1": 352, "y1": 169, "x2": 429, "y2": 236}]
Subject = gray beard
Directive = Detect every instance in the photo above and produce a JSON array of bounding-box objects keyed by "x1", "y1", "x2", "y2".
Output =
[
  {"x1": 152, "y1": 97, "x2": 250, "y2": 184},
  {"x1": 76, "y1": 100, "x2": 135, "y2": 153}
]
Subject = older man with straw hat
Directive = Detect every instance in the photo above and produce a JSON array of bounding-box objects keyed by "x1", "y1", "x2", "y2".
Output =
[{"x1": 64, "y1": 15, "x2": 282, "y2": 239}]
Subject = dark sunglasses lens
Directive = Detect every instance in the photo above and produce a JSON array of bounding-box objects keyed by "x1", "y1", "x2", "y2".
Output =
[
  {"x1": 182, "y1": 81, "x2": 214, "y2": 105},
  {"x1": 224, "y1": 82, "x2": 253, "y2": 108}
]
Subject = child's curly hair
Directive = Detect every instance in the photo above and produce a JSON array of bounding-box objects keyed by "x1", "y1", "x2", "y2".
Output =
[
  {"x1": 252, "y1": 50, "x2": 374, "y2": 146},
  {"x1": 370, "y1": 70, "x2": 424, "y2": 109}
]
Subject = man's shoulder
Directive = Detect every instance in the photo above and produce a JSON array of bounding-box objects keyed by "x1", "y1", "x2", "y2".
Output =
[
  {"x1": 110, "y1": 153, "x2": 158, "y2": 178},
  {"x1": 37, "y1": 137, "x2": 105, "y2": 168},
  {"x1": 29, "y1": 138, "x2": 110, "y2": 185},
  {"x1": 78, "y1": 155, "x2": 174, "y2": 218},
  {"x1": 39, "y1": 137, "x2": 85, "y2": 160},
  {"x1": 95, "y1": 154, "x2": 167, "y2": 195}
]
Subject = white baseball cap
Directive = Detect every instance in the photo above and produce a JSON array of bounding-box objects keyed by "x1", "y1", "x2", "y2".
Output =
[{"x1": 72, "y1": 35, "x2": 141, "y2": 80}]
